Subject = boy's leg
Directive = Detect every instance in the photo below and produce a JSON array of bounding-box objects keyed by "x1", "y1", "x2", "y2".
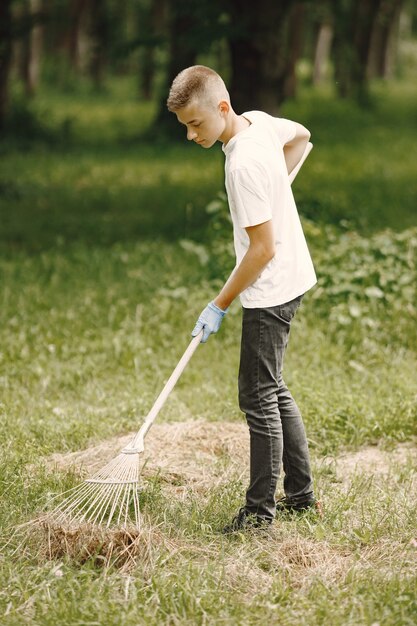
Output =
[
  {"x1": 238, "y1": 296, "x2": 313, "y2": 520},
  {"x1": 278, "y1": 379, "x2": 314, "y2": 503}
]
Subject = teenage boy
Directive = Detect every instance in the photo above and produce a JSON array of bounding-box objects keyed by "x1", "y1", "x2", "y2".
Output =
[{"x1": 167, "y1": 65, "x2": 319, "y2": 532}]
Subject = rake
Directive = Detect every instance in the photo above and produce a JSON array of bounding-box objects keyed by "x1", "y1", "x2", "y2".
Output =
[{"x1": 46, "y1": 331, "x2": 203, "y2": 530}]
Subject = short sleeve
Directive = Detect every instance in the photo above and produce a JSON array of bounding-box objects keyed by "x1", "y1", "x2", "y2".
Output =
[
  {"x1": 228, "y1": 166, "x2": 272, "y2": 229},
  {"x1": 272, "y1": 117, "x2": 297, "y2": 146}
]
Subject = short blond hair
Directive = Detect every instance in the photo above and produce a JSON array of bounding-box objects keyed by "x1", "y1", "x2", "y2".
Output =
[{"x1": 167, "y1": 65, "x2": 230, "y2": 112}]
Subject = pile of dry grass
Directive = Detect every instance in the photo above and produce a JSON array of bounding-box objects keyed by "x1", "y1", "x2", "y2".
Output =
[
  {"x1": 220, "y1": 532, "x2": 353, "y2": 597},
  {"x1": 24, "y1": 516, "x2": 170, "y2": 572},
  {"x1": 47, "y1": 420, "x2": 250, "y2": 494},
  {"x1": 18, "y1": 421, "x2": 249, "y2": 572}
]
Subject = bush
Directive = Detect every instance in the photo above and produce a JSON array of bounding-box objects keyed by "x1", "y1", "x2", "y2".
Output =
[
  {"x1": 1, "y1": 96, "x2": 73, "y2": 147},
  {"x1": 309, "y1": 224, "x2": 417, "y2": 350},
  {"x1": 193, "y1": 193, "x2": 417, "y2": 351}
]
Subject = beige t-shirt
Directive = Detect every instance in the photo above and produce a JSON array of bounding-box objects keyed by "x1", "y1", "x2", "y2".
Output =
[{"x1": 222, "y1": 110, "x2": 317, "y2": 308}]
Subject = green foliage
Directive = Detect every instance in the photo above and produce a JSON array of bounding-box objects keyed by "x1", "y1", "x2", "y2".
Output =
[
  {"x1": 1, "y1": 95, "x2": 73, "y2": 146},
  {"x1": 197, "y1": 186, "x2": 417, "y2": 350},
  {"x1": 307, "y1": 223, "x2": 417, "y2": 350}
]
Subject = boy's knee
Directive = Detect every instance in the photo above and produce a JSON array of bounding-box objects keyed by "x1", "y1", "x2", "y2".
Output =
[
  {"x1": 239, "y1": 385, "x2": 278, "y2": 419},
  {"x1": 238, "y1": 389, "x2": 250, "y2": 415}
]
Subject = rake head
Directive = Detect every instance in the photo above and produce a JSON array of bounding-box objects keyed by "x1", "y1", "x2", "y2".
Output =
[
  {"x1": 47, "y1": 446, "x2": 141, "y2": 529},
  {"x1": 43, "y1": 332, "x2": 203, "y2": 531}
]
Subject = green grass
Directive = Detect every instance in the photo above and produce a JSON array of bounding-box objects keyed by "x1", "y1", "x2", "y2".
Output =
[
  {"x1": 2, "y1": 443, "x2": 417, "y2": 624},
  {"x1": 1, "y1": 77, "x2": 417, "y2": 625},
  {"x1": 2, "y1": 78, "x2": 417, "y2": 255},
  {"x1": 0, "y1": 141, "x2": 223, "y2": 252}
]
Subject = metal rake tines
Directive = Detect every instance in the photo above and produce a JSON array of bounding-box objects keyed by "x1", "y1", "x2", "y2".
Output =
[
  {"x1": 49, "y1": 450, "x2": 141, "y2": 529},
  {"x1": 45, "y1": 333, "x2": 204, "y2": 530}
]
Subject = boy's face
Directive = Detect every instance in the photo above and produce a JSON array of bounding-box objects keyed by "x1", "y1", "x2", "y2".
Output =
[{"x1": 175, "y1": 100, "x2": 228, "y2": 148}]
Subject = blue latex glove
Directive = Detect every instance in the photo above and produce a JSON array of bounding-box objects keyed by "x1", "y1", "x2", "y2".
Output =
[{"x1": 192, "y1": 301, "x2": 227, "y2": 343}]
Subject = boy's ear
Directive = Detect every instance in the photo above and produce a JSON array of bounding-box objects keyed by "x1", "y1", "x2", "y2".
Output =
[{"x1": 219, "y1": 100, "x2": 230, "y2": 116}]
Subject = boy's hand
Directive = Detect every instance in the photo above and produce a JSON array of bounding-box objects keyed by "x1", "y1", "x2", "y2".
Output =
[{"x1": 192, "y1": 301, "x2": 227, "y2": 343}]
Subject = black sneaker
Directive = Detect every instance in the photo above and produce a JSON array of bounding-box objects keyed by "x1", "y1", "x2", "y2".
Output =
[
  {"x1": 222, "y1": 507, "x2": 273, "y2": 534},
  {"x1": 276, "y1": 497, "x2": 323, "y2": 516}
]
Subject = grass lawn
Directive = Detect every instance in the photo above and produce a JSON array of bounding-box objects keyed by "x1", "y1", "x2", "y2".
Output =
[{"x1": 0, "y1": 78, "x2": 417, "y2": 625}]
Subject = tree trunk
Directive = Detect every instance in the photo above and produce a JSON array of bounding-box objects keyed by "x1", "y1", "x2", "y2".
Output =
[
  {"x1": 383, "y1": 0, "x2": 403, "y2": 77},
  {"x1": 67, "y1": 0, "x2": 89, "y2": 71},
  {"x1": 138, "y1": 0, "x2": 167, "y2": 101},
  {"x1": 141, "y1": 47, "x2": 154, "y2": 100},
  {"x1": 23, "y1": 0, "x2": 44, "y2": 97},
  {"x1": 284, "y1": 2, "x2": 306, "y2": 100},
  {"x1": 153, "y1": 0, "x2": 198, "y2": 138},
  {"x1": 367, "y1": 0, "x2": 404, "y2": 78},
  {"x1": 333, "y1": 0, "x2": 382, "y2": 103},
  {"x1": 88, "y1": 0, "x2": 107, "y2": 90},
  {"x1": 313, "y1": 21, "x2": 333, "y2": 85},
  {"x1": 228, "y1": 0, "x2": 295, "y2": 114},
  {"x1": 0, "y1": 0, "x2": 13, "y2": 132}
]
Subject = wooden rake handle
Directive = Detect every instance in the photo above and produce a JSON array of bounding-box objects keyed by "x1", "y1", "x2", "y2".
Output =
[{"x1": 127, "y1": 330, "x2": 203, "y2": 452}]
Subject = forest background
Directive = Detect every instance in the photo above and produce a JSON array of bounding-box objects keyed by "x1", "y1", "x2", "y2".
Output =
[{"x1": 1, "y1": 1, "x2": 417, "y2": 625}]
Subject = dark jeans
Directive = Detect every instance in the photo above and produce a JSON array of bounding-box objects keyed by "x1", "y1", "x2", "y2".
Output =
[{"x1": 238, "y1": 295, "x2": 314, "y2": 520}]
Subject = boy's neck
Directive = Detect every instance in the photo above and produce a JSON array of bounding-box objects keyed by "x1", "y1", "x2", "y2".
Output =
[{"x1": 221, "y1": 111, "x2": 251, "y2": 145}]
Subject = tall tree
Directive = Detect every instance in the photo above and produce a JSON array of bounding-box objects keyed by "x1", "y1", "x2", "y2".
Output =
[
  {"x1": 284, "y1": 1, "x2": 306, "y2": 99},
  {"x1": 66, "y1": 0, "x2": 88, "y2": 71},
  {"x1": 88, "y1": 0, "x2": 108, "y2": 90},
  {"x1": 227, "y1": 0, "x2": 295, "y2": 114},
  {"x1": 19, "y1": 0, "x2": 44, "y2": 97},
  {"x1": 367, "y1": 0, "x2": 405, "y2": 78},
  {"x1": 137, "y1": 0, "x2": 167, "y2": 101},
  {"x1": 332, "y1": 0, "x2": 383, "y2": 103},
  {"x1": 310, "y1": 0, "x2": 334, "y2": 86},
  {"x1": 313, "y1": 21, "x2": 333, "y2": 85},
  {"x1": 153, "y1": 0, "x2": 224, "y2": 138},
  {"x1": 0, "y1": 0, "x2": 13, "y2": 131}
]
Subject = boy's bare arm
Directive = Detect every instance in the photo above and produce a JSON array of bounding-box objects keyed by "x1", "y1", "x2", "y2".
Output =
[
  {"x1": 214, "y1": 220, "x2": 275, "y2": 311},
  {"x1": 284, "y1": 122, "x2": 311, "y2": 177}
]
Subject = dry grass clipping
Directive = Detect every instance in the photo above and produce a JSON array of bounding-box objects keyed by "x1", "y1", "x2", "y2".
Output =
[
  {"x1": 23, "y1": 516, "x2": 173, "y2": 573},
  {"x1": 220, "y1": 531, "x2": 353, "y2": 597},
  {"x1": 46, "y1": 420, "x2": 250, "y2": 493}
]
